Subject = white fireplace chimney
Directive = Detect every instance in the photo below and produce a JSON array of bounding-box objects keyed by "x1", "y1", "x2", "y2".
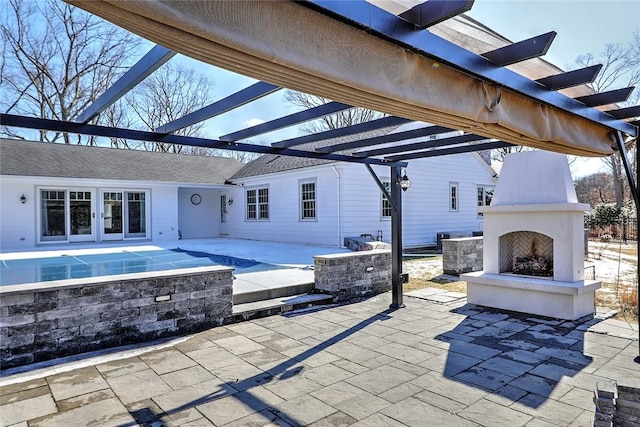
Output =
[
  {"x1": 482, "y1": 151, "x2": 589, "y2": 282},
  {"x1": 462, "y1": 151, "x2": 600, "y2": 320}
]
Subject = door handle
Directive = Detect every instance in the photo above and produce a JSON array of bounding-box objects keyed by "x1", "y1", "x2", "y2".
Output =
[
  {"x1": 92, "y1": 212, "x2": 95, "y2": 218},
  {"x1": 101, "y1": 213, "x2": 104, "y2": 219}
]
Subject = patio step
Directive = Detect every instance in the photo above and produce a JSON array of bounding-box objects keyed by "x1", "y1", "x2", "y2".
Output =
[
  {"x1": 231, "y1": 292, "x2": 333, "y2": 322},
  {"x1": 232, "y1": 281, "x2": 314, "y2": 304}
]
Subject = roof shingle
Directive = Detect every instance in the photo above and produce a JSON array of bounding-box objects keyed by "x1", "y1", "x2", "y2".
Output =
[{"x1": 0, "y1": 138, "x2": 244, "y2": 185}]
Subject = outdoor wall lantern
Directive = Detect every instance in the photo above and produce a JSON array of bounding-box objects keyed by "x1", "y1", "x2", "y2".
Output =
[
  {"x1": 400, "y1": 170, "x2": 411, "y2": 192},
  {"x1": 228, "y1": 198, "x2": 234, "y2": 206},
  {"x1": 20, "y1": 194, "x2": 26, "y2": 204}
]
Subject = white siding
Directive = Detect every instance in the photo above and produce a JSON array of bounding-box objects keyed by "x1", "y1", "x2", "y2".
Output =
[
  {"x1": 227, "y1": 153, "x2": 495, "y2": 248},
  {"x1": 228, "y1": 166, "x2": 340, "y2": 246},
  {"x1": 151, "y1": 185, "x2": 180, "y2": 242},
  {"x1": 401, "y1": 153, "x2": 495, "y2": 247},
  {"x1": 0, "y1": 177, "x2": 38, "y2": 251},
  {"x1": 0, "y1": 176, "x2": 181, "y2": 250},
  {"x1": 178, "y1": 188, "x2": 220, "y2": 238},
  {"x1": 340, "y1": 164, "x2": 392, "y2": 244}
]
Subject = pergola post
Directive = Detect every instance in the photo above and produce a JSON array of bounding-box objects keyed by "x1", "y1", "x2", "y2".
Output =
[
  {"x1": 391, "y1": 165, "x2": 404, "y2": 309},
  {"x1": 613, "y1": 131, "x2": 640, "y2": 362},
  {"x1": 636, "y1": 137, "x2": 639, "y2": 362}
]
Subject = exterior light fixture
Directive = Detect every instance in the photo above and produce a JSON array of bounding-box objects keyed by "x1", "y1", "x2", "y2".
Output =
[
  {"x1": 20, "y1": 194, "x2": 26, "y2": 204},
  {"x1": 400, "y1": 171, "x2": 411, "y2": 192},
  {"x1": 228, "y1": 198, "x2": 234, "y2": 206}
]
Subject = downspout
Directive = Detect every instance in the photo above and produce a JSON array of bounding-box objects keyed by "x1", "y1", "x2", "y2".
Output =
[{"x1": 332, "y1": 165, "x2": 342, "y2": 247}]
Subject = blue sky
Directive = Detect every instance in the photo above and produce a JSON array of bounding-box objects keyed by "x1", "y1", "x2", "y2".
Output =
[
  {"x1": 15, "y1": 0, "x2": 635, "y2": 175},
  {"x1": 468, "y1": 0, "x2": 638, "y2": 71},
  {"x1": 171, "y1": 0, "x2": 639, "y2": 176},
  {"x1": 467, "y1": 0, "x2": 639, "y2": 176}
]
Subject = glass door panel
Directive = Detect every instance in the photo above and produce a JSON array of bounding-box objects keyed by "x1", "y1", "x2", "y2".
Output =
[
  {"x1": 102, "y1": 191, "x2": 123, "y2": 240},
  {"x1": 125, "y1": 192, "x2": 146, "y2": 238},
  {"x1": 40, "y1": 190, "x2": 67, "y2": 241},
  {"x1": 220, "y1": 194, "x2": 228, "y2": 235},
  {"x1": 70, "y1": 191, "x2": 94, "y2": 242}
]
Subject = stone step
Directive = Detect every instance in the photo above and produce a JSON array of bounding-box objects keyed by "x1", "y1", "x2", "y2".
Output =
[
  {"x1": 232, "y1": 282, "x2": 314, "y2": 304},
  {"x1": 230, "y1": 293, "x2": 333, "y2": 322}
]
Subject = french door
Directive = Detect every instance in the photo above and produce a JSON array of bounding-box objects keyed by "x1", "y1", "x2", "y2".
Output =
[
  {"x1": 102, "y1": 191, "x2": 123, "y2": 240},
  {"x1": 69, "y1": 190, "x2": 95, "y2": 242},
  {"x1": 40, "y1": 189, "x2": 96, "y2": 243},
  {"x1": 101, "y1": 190, "x2": 148, "y2": 241}
]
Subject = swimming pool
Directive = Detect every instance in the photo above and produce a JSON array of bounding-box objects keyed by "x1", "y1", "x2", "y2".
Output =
[{"x1": 0, "y1": 248, "x2": 287, "y2": 286}]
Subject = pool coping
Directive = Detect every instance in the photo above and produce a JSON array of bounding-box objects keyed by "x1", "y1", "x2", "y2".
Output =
[{"x1": 0, "y1": 265, "x2": 234, "y2": 295}]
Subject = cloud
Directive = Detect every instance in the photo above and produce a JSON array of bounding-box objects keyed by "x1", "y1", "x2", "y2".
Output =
[{"x1": 245, "y1": 118, "x2": 265, "y2": 127}]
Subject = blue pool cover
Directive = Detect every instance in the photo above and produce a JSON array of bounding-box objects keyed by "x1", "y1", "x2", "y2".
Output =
[{"x1": 0, "y1": 249, "x2": 288, "y2": 286}]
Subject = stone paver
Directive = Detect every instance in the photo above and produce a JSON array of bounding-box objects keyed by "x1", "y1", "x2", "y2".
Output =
[
  {"x1": 1, "y1": 291, "x2": 639, "y2": 426},
  {"x1": 46, "y1": 366, "x2": 109, "y2": 401},
  {"x1": 29, "y1": 398, "x2": 135, "y2": 427},
  {"x1": 138, "y1": 348, "x2": 198, "y2": 375},
  {"x1": 105, "y1": 368, "x2": 172, "y2": 404},
  {"x1": 0, "y1": 394, "x2": 57, "y2": 426}
]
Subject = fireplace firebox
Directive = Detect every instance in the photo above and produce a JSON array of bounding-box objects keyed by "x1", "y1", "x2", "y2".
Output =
[{"x1": 500, "y1": 231, "x2": 553, "y2": 277}]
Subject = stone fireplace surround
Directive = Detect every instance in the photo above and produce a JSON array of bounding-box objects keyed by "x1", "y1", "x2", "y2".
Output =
[{"x1": 462, "y1": 151, "x2": 601, "y2": 320}]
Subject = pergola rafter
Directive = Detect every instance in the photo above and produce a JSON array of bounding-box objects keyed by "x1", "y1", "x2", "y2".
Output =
[{"x1": 2, "y1": 0, "x2": 639, "y2": 324}]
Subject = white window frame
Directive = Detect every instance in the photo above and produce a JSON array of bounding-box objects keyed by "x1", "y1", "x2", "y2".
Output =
[
  {"x1": 38, "y1": 188, "x2": 68, "y2": 242},
  {"x1": 36, "y1": 187, "x2": 150, "y2": 243},
  {"x1": 381, "y1": 180, "x2": 392, "y2": 219},
  {"x1": 299, "y1": 179, "x2": 317, "y2": 221},
  {"x1": 246, "y1": 186, "x2": 269, "y2": 221},
  {"x1": 449, "y1": 182, "x2": 459, "y2": 212},
  {"x1": 477, "y1": 185, "x2": 494, "y2": 216}
]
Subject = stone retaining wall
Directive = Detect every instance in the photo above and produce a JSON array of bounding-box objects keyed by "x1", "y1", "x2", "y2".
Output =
[
  {"x1": 594, "y1": 384, "x2": 640, "y2": 426},
  {"x1": 314, "y1": 250, "x2": 391, "y2": 302},
  {"x1": 0, "y1": 267, "x2": 233, "y2": 369},
  {"x1": 442, "y1": 236, "x2": 483, "y2": 275}
]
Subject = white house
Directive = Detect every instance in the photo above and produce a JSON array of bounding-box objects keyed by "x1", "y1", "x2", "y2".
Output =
[
  {"x1": 226, "y1": 123, "x2": 497, "y2": 248},
  {"x1": 0, "y1": 138, "x2": 243, "y2": 251},
  {"x1": 0, "y1": 122, "x2": 496, "y2": 251}
]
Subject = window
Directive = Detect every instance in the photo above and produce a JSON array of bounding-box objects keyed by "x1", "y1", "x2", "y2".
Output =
[
  {"x1": 300, "y1": 181, "x2": 316, "y2": 220},
  {"x1": 449, "y1": 183, "x2": 459, "y2": 212},
  {"x1": 41, "y1": 190, "x2": 67, "y2": 240},
  {"x1": 246, "y1": 189, "x2": 257, "y2": 220},
  {"x1": 477, "y1": 185, "x2": 494, "y2": 207},
  {"x1": 477, "y1": 185, "x2": 494, "y2": 216},
  {"x1": 246, "y1": 187, "x2": 269, "y2": 220},
  {"x1": 382, "y1": 181, "x2": 392, "y2": 218}
]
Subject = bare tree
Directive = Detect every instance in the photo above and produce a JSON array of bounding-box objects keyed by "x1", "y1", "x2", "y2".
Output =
[
  {"x1": 0, "y1": 0, "x2": 141, "y2": 143},
  {"x1": 576, "y1": 33, "x2": 640, "y2": 103},
  {"x1": 491, "y1": 145, "x2": 530, "y2": 163},
  {"x1": 215, "y1": 148, "x2": 261, "y2": 163},
  {"x1": 284, "y1": 90, "x2": 384, "y2": 134},
  {"x1": 575, "y1": 32, "x2": 640, "y2": 208},
  {"x1": 125, "y1": 63, "x2": 215, "y2": 153}
]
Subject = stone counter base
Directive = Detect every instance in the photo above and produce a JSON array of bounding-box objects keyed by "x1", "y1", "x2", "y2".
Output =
[
  {"x1": 0, "y1": 267, "x2": 233, "y2": 369},
  {"x1": 314, "y1": 250, "x2": 391, "y2": 302},
  {"x1": 442, "y1": 237, "x2": 483, "y2": 275}
]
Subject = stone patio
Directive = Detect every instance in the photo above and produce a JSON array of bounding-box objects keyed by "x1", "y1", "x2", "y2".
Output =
[{"x1": 1, "y1": 289, "x2": 638, "y2": 426}]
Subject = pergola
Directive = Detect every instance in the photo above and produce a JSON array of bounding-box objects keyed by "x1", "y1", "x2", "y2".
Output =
[{"x1": 1, "y1": 1, "x2": 638, "y2": 354}]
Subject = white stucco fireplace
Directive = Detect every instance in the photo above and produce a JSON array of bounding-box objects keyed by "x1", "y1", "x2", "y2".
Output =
[{"x1": 462, "y1": 151, "x2": 601, "y2": 320}]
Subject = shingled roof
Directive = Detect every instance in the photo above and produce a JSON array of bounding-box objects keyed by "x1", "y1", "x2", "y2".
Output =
[
  {"x1": 0, "y1": 138, "x2": 244, "y2": 185},
  {"x1": 230, "y1": 125, "x2": 400, "y2": 179}
]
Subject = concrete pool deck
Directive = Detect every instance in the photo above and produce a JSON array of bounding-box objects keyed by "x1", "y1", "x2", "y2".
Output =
[
  {"x1": 1, "y1": 290, "x2": 638, "y2": 426},
  {"x1": 0, "y1": 238, "x2": 350, "y2": 298}
]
